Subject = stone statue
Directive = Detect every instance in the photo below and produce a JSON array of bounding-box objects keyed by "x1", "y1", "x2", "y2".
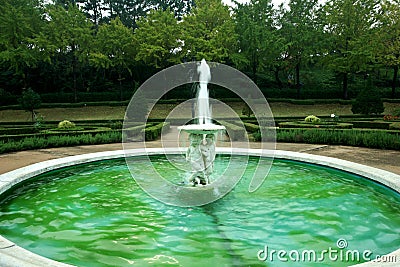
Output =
[
  {"x1": 200, "y1": 134, "x2": 216, "y2": 184},
  {"x1": 186, "y1": 133, "x2": 205, "y2": 185},
  {"x1": 185, "y1": 133, "x2": 216, "y2": 186}
]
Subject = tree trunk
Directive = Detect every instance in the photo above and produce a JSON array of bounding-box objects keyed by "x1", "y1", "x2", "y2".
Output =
[
  {"x1": 73, "y1": 61, "x2": 77, "y2": 103},
  {"x1": 296, "y1": 62, "x2": 301, "y2": 99},
  {"x1": 274, "y1": 68, "x2": 283, "y2": 88},
  {"x1": 252, "y1": 54, "x2": 257, "y2": 85},
  {"x1": 72, "y1": 44, "x2": 78, "y2": 103},
  {"x1": 392, "y1": 65, "x2": 398, "y2": 98},
  {"x1": 343, "y1": 72, "x2": 348, "y2": 100},
  {"x1": 119, "y1": 72, "x2": 123, "y2": 101}
]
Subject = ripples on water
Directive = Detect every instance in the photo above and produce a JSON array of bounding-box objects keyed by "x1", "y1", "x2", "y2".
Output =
[{"x1": 0, "y1": 155, "x2": 399, "y2": 267}]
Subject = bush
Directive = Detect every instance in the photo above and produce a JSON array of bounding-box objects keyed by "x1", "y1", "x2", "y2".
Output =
[
  {"x1": 279, "y1": 121, "x2": 353, "y2": 129},
  {"x1": 19, "y1": 88, "x2": 42, "y2": 121},
  {"x1": 0, "y1": 131, "x2": 122, "y2": 154},
  {"x1": 143, "y1": 122, "x2": 170, "y2": 141},
  {"x1": 304, "y1": 115, "x2": 321, "y2": 123},
  {"x1": 352, "y1": 88, "x2": 384, "y2": 115},
  {"x1": 58, "y1": 120, "x2": 76, "y2": 129},
  {"x1": 389, "y1": 122, "x2": 400, "y2": 130},
  {"x1": 352, "y1": 121, "x2": 392, "y2": 130},
  {"x1": 220, "y1": 121, "x2": 246, "y2": 141},
  {"x1": 243, "y1": 122, "x2": 260, "y2": 133},
  {"x1": 0, "y1": 127, "x2": 41, "y2": 135},
  {"x1": 253, "y1": 128, "x2": 400, "y2": 150},
  {"x1": 109, "y1": 121, "x2": 123, "y2": 130}
]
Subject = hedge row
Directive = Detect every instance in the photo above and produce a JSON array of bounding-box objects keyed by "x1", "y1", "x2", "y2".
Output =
[
  {"x1": 254, "y1": 128, "x2": 400, "y2": 150},
  {"x1": 0, "y1": 127, "x2": 114, "y2": 142},
  {"x1": 0, "y1": 132, "x2": 122, "y2": 154},
  {"x1": 3, "y1": 97, "x2": 399, "y2": 111},
  {"x1": 220, "y1": 121, "x2": 246, "y2": 141},
  {"x1": 351, "y1": 121, "x2": 392, "y2": 130},
  {"x1": 143, "y1": 122, "x2": 171, "y2": 141},
  {"x1": 279, "y1": 121, "x2": 353, "y2": 129}
]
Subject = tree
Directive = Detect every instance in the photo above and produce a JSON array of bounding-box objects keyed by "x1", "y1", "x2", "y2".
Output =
[
  {"x1": 155, "y1": 0, "x2": 194, "y2": 20},
  {"x1": 373, "y1": 0, "x2": 400, "y2": 98},
  {"x1": 0, "y1": 0, "x2": 44, "y2": 90},
  {"x1": 90, "y1": 17, "x2": 135, "y2": 100},
  {"x1": 19, "y1": 88, "x2": 42, "y2": 121},
  {"x1": 278, "y1": 0, "x2": 321, "y2": 98},
  {"x1": 181, "y1": 0, "x2": 237, "y2": 63},
  {"x1": 79, "y1": 0, "x2": 104, "y2": 26},
  {"x1": 35, "y1": 4, "x2": 93, "y2": 102},
  {"x1": 134, "y1": 9, "x2": 182, "y2": 69},
  {"x1": 320, "y1": 0, "x2": 379, "y2": 99},
  {"x1": 233, "y1": 0, "x2": 284, "y2": 85},
  {"x1": 102, "y1": 0, "x2": 151, "y2": 28},
  {"x1": 352, "y1": 88, "x2": 384, "y2": 115}
]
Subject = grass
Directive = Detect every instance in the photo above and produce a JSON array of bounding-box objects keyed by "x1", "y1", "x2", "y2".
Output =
[{"x1": 1, "y1": 102, "x2": 399, "y2": 123}]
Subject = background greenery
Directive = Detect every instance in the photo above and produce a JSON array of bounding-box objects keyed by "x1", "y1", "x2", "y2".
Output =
[{"x1": 1, "y1": 0, "x2": 399, "y2": 105}]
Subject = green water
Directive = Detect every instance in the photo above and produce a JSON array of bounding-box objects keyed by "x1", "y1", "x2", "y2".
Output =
[{"x1": 0, "y1": 155, "x2": 399, "y2": 267}]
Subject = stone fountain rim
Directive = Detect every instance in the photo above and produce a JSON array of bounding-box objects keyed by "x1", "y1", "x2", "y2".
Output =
[
  {"x1": 177, "y1": 124, "x2": 226, "y2": 134},
  {"x1": 0, "y1": 147, "x2": 399, "y2": 267}
]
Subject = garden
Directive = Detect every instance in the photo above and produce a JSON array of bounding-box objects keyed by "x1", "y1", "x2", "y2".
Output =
[{"x1": 1, "y1": 92, "x2": 399, "y2": 153}]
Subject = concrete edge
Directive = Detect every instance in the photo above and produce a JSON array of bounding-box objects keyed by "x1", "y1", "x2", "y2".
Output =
[{"x1": 0, "y1": 148, "x2": 399, "y2": 267}]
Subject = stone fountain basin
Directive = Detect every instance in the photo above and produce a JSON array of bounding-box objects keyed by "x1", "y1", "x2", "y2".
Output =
[{"x1": 0, "y1": 148, "x2": 399, "y2": 267}]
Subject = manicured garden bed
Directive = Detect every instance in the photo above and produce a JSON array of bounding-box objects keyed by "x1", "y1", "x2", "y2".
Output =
[{"x1": 278, "y1": 121, "x2": 353, "y2": 129}]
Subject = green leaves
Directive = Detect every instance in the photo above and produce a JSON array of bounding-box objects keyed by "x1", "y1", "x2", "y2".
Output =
[
  {"x1": 182, "y1": 0, "x2": 237, "y2": 62},
  {"x1": 91, "y1": 17, "x2": 135, "y2": 71},
  {"x1": 134, "y1": 9, "x2": 182, "y2": 68}
]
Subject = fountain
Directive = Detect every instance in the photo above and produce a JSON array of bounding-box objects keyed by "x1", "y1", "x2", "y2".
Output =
[
  {"x1": 178, "y1": 59, "x2": 225, "y2": 186},
  {"x1": 0, "y1": 60, "x2": 399, "y2": 267}
]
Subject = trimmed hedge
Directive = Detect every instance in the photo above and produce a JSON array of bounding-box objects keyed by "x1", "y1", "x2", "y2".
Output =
[
  {"x1": 122, "y1": 124, "x2": 146, "y2": 140},
  {"x1": 351, "y1": 121, "x2": 392, "y2": 130},
  {"x1": 243, "y1": 122, "x2": 260, "y2": 133},
  {"x1": 0, "y1": 127, "x2": 43, "y2": 135},
  {"x1": 279, "y1": 121, "x2": 353, "y2": 129},
  {"x1": 220, "y1": 121, "x2": 246, "y2": 141},
  {"x1": 143, "y1": 122, "x2": 170, "y2": 141},
  {"x1": 390, "y1": 122, "x2": 400, "y2": 130},
  {"x1": 0, "y1": 131, "x2": 122, "y2": 154},
  {"x1": 253, "y1": 128, "x2": 400, "y2": 150}
]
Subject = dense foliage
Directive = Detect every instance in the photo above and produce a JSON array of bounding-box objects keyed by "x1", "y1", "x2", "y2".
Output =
[{"x1": 0, "y1": 0, "x2": 399, "y2": 103}]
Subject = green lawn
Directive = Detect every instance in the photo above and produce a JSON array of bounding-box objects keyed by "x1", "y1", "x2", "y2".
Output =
[{"x1": 1, "y1": 102, "x2": 399, "y2": 122}]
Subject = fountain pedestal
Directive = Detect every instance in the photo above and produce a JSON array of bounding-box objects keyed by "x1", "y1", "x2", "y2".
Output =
[{"x1": 178, "y1": 124, "x2": 225, "y2": 186}]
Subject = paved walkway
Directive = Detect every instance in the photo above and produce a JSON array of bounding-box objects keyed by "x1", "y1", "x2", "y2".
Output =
[{"x1": 1, "y1": 126, "x2": 400, "y2": 175}]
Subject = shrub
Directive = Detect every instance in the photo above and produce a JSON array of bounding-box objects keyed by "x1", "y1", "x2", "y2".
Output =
[
  {"x1": 0, "y1": 131, "x2": 122, "y2": 154},
  {"x1": 304, "y1": 115, "x2": 321, "y2": 123},
  {"x1": 383, "y1": 115, "x2": 399, "y2": 121},
  {"x1": 253, "y1": 128, "x2": 400, "y2": 150},
  {"x1": 143, "y1": 122, "x2": 170, "y2": 141},
  {"x1": 352, "y1": 88, "x2": 384, "y2": 115},
  {"x1": 58, "y1": 120, "x2": 76, "y2": 129},
  {"x1": 351, "y1": 121, "x2": 391, "y2": 130},
  {"x1": 389, "y1": 122, "x2": 400, "y2": 130},
  {"x1": 19, "y1": 88, "x2": 42, "y2": 121},
  {"x1": 279, "y1": 121, "x2": 353, "y2": 129},
  {"x1": 243, "y1": 122, "x2": 260, "y2": 133},
  {"x1": 109, "y1": 121, "x2": 123, "y2": 130},
  {"x1": 220, "y1": 121, "x2": 246, "y2": 141}
]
